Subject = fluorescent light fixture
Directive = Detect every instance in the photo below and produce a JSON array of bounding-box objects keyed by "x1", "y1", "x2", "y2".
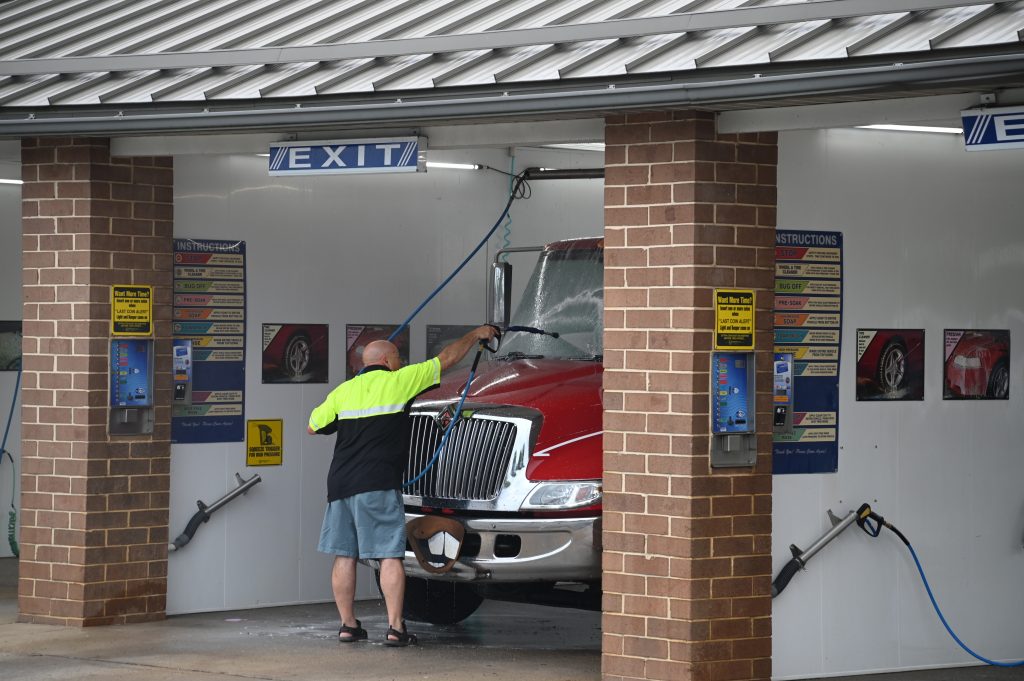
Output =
[
  {"x1": 426, "y1": 161, "x2": 481, "y2": 170},
  {"x1": 543, "y1": 143, "x2": 605, "y2": 152},
  {"x1": 0, "y1": 179, "x2": 23, "y2": 185},
  {"x1": 857, "y1": 124, "x2": 962, "y2": 134}
]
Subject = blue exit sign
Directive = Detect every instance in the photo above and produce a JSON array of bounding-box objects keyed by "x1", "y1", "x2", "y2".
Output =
[
  {"x1": 268, "y1": 137, "x2": 424, "y2": 175},
  {"x1": 962, "y1": 107, "x2": 1024, "y2": 151}
]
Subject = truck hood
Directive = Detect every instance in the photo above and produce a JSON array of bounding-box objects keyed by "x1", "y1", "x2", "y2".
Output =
[{"x1": 414, "y1": 358, "x2": 603, "y2": 480}]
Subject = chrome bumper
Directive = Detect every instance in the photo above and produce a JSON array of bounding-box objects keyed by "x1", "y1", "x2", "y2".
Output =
[{"x1": 402, "y1": 512, "x2": 601, "y2": 583}]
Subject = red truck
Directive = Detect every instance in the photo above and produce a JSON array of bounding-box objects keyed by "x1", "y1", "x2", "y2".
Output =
[{"x1": 384, "y1": 237, "x2": 605, "y2": 624}]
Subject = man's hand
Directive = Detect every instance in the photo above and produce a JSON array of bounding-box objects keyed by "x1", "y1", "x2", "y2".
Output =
[{"x1": 437, "y1": 324, "x2": 500, "y2": 371}]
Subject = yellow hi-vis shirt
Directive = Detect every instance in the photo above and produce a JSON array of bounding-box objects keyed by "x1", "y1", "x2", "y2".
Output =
[{"x1": 309, "y1": 358, "x2": 440, "y2": 501}]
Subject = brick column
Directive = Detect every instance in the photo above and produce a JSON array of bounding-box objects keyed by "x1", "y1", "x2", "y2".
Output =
[
  {"x1": 19, "y1": 137, "x2": 173, "y2": 625},
  {"x1": 602, "y1": 111, "x2": 776, "y2": 681}
]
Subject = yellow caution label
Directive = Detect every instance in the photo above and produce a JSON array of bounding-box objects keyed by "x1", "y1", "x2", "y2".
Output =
[{"x1": 247, "y1": 419, "x2": 283, "y2": 466}]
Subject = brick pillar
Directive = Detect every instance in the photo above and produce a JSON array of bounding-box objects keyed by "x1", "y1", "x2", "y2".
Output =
[
  {"x1": 19, "y1": 137, "x2": 173, "y2": 625},
  {"x1": 602, "y1": 111, "x2": 776, "y2": 681}
]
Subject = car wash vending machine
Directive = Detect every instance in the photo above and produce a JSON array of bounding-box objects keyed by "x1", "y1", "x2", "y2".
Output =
[
  {"x1": 108, "y1": 285, "x2": 156, "y2": 435},
  {"x1": 711, "y1": 289, "x2": 758, "y2": 467}
]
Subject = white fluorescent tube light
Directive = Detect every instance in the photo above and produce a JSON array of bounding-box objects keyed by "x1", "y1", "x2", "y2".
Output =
[
  {"x1": 856, "y1": 124, "x2": 962, "y2": 134},
  {"x1": 425, "y1": 161, "x2": 481, "y2": 170},
  {"x1": 0, "y1": 179, "x2": 23, "y2": 185}
]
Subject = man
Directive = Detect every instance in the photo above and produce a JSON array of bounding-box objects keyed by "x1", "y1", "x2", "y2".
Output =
[{"x1": 307, "y1": 325, "x2": 498, "y2": 647}]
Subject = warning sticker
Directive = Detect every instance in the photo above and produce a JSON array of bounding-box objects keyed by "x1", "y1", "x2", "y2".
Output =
[{"x1": 247, "y1": 419, "x2": 283, "y2": 466}]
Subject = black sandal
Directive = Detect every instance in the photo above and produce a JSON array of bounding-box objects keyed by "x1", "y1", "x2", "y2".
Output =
[
  {"x1": 338, "y1": 619, "x2": 367, "y2": 643},
  {"x1": 384, "y1": 624, "x2": 418, "y2": 647}
]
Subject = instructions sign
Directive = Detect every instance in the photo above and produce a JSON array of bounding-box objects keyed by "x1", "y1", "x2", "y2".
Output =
[
  {"x1": 172, "y1": 239, "x2": 246, "y2": 443},
  {"x1": 246, "y1": 419, "x2": 283, "y2": 466},
  {"x1": 268, "y1": 137, "x2": 425, "y2": 176},
  {"x1": 111, "y1": 285, "x2": 152, "y2": 336},
  {"x1": 773, "y1": 230, "x2": 843, "y2": 474},
  {"x1": 714, "y1": 289, "x2": 755, "y2": 350}
]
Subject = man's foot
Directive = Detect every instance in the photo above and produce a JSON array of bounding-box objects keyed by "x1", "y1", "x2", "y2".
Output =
[
  {"x1": 338, "y1": 619, "x2": 367, "y2": 642},
  {"x1": 384, "y1": 623, "x2": 418, "y2": 647}
]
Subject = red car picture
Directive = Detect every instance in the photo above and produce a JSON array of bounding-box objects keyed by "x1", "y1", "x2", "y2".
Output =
[
  {"x1": 856, "y1": 329, "x2": 925, "y2": 400},
  {"x1": 262, "y1": 323, "x2": 329, "y2": 383},
  {"x1": 944, "y1": 330, "x2": 1010, "y2": 399}
]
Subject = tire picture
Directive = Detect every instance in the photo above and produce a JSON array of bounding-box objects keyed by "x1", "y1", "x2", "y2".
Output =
[
  {"x1": 987, "y1": 360, "x2": 1009, "y2": 399},
  {"x1": 876, "y1": 340, "x2": 907, "y2": 393},
  {"x1": 282, "y1": 333, "x2": 311, "y2": 378},
  {"x1": 261, "y1": 323, "x2": 329, "y2": 383}
]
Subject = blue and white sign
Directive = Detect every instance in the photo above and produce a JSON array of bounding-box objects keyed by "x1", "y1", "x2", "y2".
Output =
[
  {"x1": 268, "y1": 137, "x2": 425, "y2": 175},
  {"x1": 962, "y1": 107, "x2": 1024, "y2": 151}
]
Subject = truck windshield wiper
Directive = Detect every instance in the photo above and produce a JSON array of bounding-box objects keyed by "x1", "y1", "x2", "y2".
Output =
[
  {"x1": 495, "y1": 351, "x2": 545, "y2": 361},
  {"x1": 567, "y1": 354, "x2": 602, "y2": 362}
]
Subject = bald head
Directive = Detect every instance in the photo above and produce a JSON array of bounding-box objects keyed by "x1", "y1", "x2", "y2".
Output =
[{"x1": 363, "y1": 340, "x2": 399, "y2": 370}]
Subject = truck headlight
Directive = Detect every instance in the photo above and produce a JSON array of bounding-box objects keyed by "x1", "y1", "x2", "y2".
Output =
[{"x1": 522, "y1": 481, "x2": 602, "y2": 510}]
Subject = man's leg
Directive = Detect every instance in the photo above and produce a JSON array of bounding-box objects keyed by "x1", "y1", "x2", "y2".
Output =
[
  {"x1": 378, "y1": 557, "x2": 406, "y2": 634},
  {"x1": 332, "y1": 555, "x2": 359, "y2": 633}
]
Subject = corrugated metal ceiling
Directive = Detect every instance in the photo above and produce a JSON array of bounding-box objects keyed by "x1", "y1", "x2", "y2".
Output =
[{"x1": 0, "y1": 0, "x2": 1022, "y2": 109}]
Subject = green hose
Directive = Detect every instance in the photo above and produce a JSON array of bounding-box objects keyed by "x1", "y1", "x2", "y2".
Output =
[{"x1": 6, "y1": 509, "x2": 16, "y2": 557}]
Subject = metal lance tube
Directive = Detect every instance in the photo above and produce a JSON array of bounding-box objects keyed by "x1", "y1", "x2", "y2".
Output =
[
  {"x1": 799, "y1": 509, "x2": 858, "y2": 564},
  {"x1": 169, "y1": 473, "x2": 262, "y2": 552},
  {"x1": 771, "y1": 509, "x2": 858, "y2": 598}
]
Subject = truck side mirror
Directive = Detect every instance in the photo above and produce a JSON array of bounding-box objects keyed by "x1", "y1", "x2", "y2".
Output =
[{"x1": 490, "y1": 262, "x2": 512, "y2": 329}]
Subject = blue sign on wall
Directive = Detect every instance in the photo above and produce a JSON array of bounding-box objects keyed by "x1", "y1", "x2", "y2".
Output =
[
  {"x1": 773, "y1": 230, "x2": 844, "y2": 474},
  {"x1": 172, "y1": 239, "x2": 246, "y2": 444},
  {"x1": 268, "y1": 138, "x2": 424, "y2": 175},
  {"x1": 962, "y1": 107, "x2": 1024, "y2": 151}
]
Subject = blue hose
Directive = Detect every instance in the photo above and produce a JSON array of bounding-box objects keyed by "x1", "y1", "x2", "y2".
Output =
[
  {"x1": 402, "y1": 359, "x2": 478, "y2": 488},
  {"x1": 388, "y1": 171, "x2": 526, "y2": 343},
  {"x1": 392, "y1": 171, "x2": 527, "y2": 485},
  {"x1": 906, "y1": 541, "x2": 1024, "y2": 667}
]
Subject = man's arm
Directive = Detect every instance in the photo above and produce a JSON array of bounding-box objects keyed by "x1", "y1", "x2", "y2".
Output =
[{"x1": 436, "y1": 325, "x2": 499, "y2": 372}]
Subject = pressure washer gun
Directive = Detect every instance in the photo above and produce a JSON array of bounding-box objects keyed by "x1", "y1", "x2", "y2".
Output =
[
  {"x1": 168, "y1": 472, "x2": 262, "y2": 552},
  {"x1": 772, "y1": 502, "x2": 903, "y2": 598}
]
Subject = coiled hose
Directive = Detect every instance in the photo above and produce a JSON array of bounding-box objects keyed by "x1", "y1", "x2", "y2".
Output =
[{"x1": 2, "y1": 368, "x2": 20, "y2": 557}]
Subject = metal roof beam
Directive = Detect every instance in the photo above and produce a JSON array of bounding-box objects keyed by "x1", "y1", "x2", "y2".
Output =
[
  {"x1": 929, "y1": 3, "x2": 1000, "y2": 47},
  {"x1": 0, "y1": 0, "x2": 1009, "y2": 76},
  {"x1": 3, "y1": 52, "x2": 1021, "y2": 137},
  {"x1": 717, "y1": 91, "x2": 986, "y2": 132}
]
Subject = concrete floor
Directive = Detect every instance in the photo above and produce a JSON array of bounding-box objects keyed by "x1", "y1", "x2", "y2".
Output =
[{"x1": 1, "y1": 558, "x2": 1022, "y2": 681}]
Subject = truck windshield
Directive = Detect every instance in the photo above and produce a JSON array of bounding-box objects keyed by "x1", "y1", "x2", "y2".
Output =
[{"x1": 500, "y1": 242, "x2": 603, "y2": 360}]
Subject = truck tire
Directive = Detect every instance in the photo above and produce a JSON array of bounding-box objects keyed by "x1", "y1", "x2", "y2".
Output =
[{"x1": 403, "y1": 577, "x2": 483, "y2": 625}]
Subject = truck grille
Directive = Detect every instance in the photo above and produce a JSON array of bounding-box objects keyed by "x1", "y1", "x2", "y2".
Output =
[{"x1": 405, "y1": 415, "x2": 517, "y2": 501}]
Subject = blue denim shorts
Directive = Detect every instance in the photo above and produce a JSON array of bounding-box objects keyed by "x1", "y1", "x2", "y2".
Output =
[{"x1": 317, "y1": 489, "x2": 406, "y2": 559}]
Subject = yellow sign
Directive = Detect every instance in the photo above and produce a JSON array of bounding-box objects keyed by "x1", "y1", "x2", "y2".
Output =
[
  {"x1": 714, "y1": 289, "x2": 755, "y2": 350},
  {"x1": 111, "y1": 285, "x2": 153, "y2": 336},
  {"x1": 246, "y1": 419, "x2": 283, "y2": 466}
]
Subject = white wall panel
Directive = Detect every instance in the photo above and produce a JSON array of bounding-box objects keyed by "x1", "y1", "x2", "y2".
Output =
[
  {"x1": 0, "y1": 182, "x2": 20, "y2": 559},
  {"x1": 169, "y1": 146, "x2": 604, "y2": 613},
  {"x1": 775, "y1": 128, "x2": 1024, "y2": 678}
]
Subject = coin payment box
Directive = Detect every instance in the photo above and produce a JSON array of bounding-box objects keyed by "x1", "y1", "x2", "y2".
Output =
[
  {"x1": 109, "y1": 338, "x2": 155, "y2": 435},
  {"x1": 711, "y1": 351, "x2": 757, "y2": 467}
]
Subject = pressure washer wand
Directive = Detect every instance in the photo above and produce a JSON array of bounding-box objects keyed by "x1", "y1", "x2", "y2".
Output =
[
  {"x1": 771, "y1": 508, "x2": 859, "y2": 598},
  {"x1": 169, "y1": 473, "x2": 262, "y2": 552}
]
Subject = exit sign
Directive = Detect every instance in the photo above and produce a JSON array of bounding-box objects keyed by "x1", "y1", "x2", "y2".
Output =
[{"x1": 268, "y1": 137, "x2": 425, "y2": 176}]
